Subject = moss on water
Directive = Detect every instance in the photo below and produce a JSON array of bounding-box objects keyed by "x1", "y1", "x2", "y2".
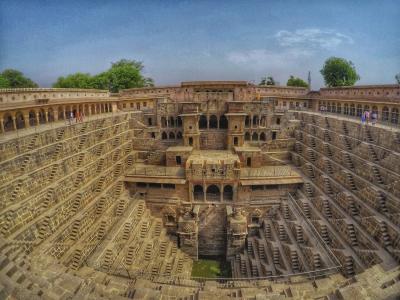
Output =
[{"x1": 191, "y1": 257, "x2": 232, "y2": 278}]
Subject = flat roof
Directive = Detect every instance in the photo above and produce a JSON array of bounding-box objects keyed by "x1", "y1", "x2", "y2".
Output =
[
  {"x1": 188, "y1": 150, "x2": 240, "y2": 164},
  {"x1": 166, "y1": 146, "x2": 193, "y2": 152}
]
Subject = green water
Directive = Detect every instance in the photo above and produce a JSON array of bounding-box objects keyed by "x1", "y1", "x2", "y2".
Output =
[{"x1": 191, "y1": 257, "x2": 232, "y2": 278}]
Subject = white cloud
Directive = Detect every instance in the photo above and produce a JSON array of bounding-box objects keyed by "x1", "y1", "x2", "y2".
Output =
[
  {"x1": 275, "y1": 28, "x2": 353, "y2": 50},
  {"x1": 227, "y1": 48, "x2": 313, "y2": 67}
]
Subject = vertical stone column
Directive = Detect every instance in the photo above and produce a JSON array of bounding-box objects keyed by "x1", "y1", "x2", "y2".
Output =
[
  {"x1": 35, "y1": 112, "x2": 40, "y2": 125},
  {"x1": 203, "y1": 184, "x2": 207, "y2": 202},
  {"x1": 62, "y1": 107, "x2": 66, "y2": 120},
  {"x1": 44, "y1": 109, "x2": 49, "y2": 123},
  {"x1": 12, "y1": 117, "x2": 17, "y2": 130},
  {"x1": 220, "y1": 183, "x2": 224, "y2": 202},
  {"x1": 23, "y1": 114, "x2": 30, "y2": 128},
  {"x1": 88, "y1": 105, "x2": 92, "y2": 116},
  {"x1": 54, "y1": 110, "x2": 59, "y2": 122},
  {"x1": 0, "y1": 118, "x2": 4, "y2": 133}
]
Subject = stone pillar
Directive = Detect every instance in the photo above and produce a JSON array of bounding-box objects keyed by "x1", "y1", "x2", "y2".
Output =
[
  {"x1": 88, "y1": 105, "x2": 92, "y2": 116},
  {"x1": 220, "y1": 183, "x2": 223, "y2": 202},
  {"x1": 0, "y1": 118, "x2": 4, "y2": 133},
  {"x1": 12, "y1": 117, "x2": 17, "y2": 130},
  {"x1": 35, "y1": 112, "x2": 40, "y2": 125},
  {"x1": 23, "y1": 114, "x2": 29, "y2": 128},
  {"x1": 62, "y1": 107, "x2": 66, "y2": 120},
  {"x1": 177, "y1": 210, "x2": 198, "y2": 260},
  {"x1": 54, "y1": 110, "x2": 59, "y2": 122},
  {"x1": 226, "y1": 208, "x2": 248, "y2": 258},
  {"x1": 44, "y1": 109, "x2": 49, "y2": 123},
  {"x1": 203, "y1": 184, "x2": 207, "y2": 202}
]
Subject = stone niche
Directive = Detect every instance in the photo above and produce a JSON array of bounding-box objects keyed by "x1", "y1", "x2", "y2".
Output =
[
  {"x1": 166, "y1": 146, "x2": 193, "y2": 167},
  {"x1": 234, "y1": 146, "x2": 262, "y2": 168}
]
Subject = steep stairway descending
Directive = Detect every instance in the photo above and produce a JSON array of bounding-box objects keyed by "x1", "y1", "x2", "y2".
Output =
[
  {"x1": 295, "y1": 226, "x2": 304, "y2": 244},
  {"x1": 377, "y1": 191, "x2": 389, "y2": 213},
  {"x1": 347, "y1": 224, "x2": 358, "y2": 247},
  {"x1": 313, "y1": 254, "x2": 321, "y2": 270},
  {"x1": 343, "y1": 152, "x2": 354, "y2": 169},
  {"x1": 324, "y1": 144, "x2": 333, "y2": 157},
  {"x1": 342, "y1": 122, "x2": 349, "y2": 135},
  {"x1": 346, "y1": 173, "x2": 357, "y2": 191},
  {"x1": 307, "y1": 149, "x2": 316, "y2": 162},
  {"x1": 371, "y1": 166, "x2": 384, "y2": 184},
  {"x1": 78, "y1": 135, "x2": 88, "y2": 150},
  {"x1": 323, "y1": 130, "x2": 331, "y2": 142},
  {"x1": 323, "y1": 177, "x2": 333, "y2": 195},
  {"x1": 344, "y1": 256, "x2": 355, "y2": 276},
  {"x1": 323, "y1": 199, "x2": 332, "y2": 218},
  {"x1": 379, "y1": 221, "x2": 392, "y2": 247},
  {"x1": 365, "y1": 129, "x2": 374, "y2": 143},
  {"x1": 343, "y1": 136, "x2": 352, "y2": 151},
  {"x1": 367, "y1": 144, "x2": 379, "y2": 162},
  {"x1": 20, "y1": 154, "x2": 31, "y2": 172},
  {"x1": 290, "y1": 250, "x2": 300, "y2": 272},
  {"x1": 325, "y1": 160, "x2": 333, "y2": 174},
  {"x1": 27, "y1": 133, "x2": 39, "y2": 151},
  {"x1": 320, "y1": 224, "x2": 330, "y2": 245},
  {"x1": 304, "y1": 183, "x2": 314, "y2": 198},
  {"x1": 56, "y1": 128, "x2": 65, "y2": 141},
  {"x1": 302, "y1": 202, "x2": 312, "y2": 219}
]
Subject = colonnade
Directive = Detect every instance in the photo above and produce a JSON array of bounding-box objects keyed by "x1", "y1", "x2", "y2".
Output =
[{"x1": 0, "y1": 102, "x2": 114, "y2": 133}]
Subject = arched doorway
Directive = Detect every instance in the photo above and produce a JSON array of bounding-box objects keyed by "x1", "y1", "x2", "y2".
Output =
[
  {"x1": 245, "y1": 116, "x2": 250, "y2": 127},
  {"x1": 162, "y1": 132, "x2": 168, "y2": 140},
  {"x1": 245, "y1": 132, "x2": 251, "y2": 141},
  {"x1": 199, "y1": 115, "x2": 207, "y2": 129},
  {"x1": 176, "y1": 116, "x2": 182, "y2": 127},
  {"x1": 38, "y1": 109, "x2": 46, "y2": 124},
  {"x1": 15, "y1": 111, "x2": 25, "y2": 129},
  {"x1": 194, "y1": 185, "x2": 204, "y2": 201},
  {"x1": 219, "y1": 115, "x2": 228, "y2": 129},
  {"x1": 29, "y1": 110, "x2": 37, "y2": 126},
  {"x1": 3, "y1": 113, "x2": 14, "y2": 132},
  {"x1": 252, "y1": 132, "x2": 258, "y2": 141},
  {"x1": 169, "y1": 132, "x2": 175, "y2": 139},
  {"x1": 48, "y1": 108, "x2": 54, "y2": 122},
  {"x1": 223, "y1": 185, "x2": 233, "y2": 201},
  {"x1": 260, "y1": 132, "x2": 266, "y2": 141},
  {"x1": 206, "y1": 185, "x2": 220, "y2": 201},
  {"x1": 209, "y1": 115, "x2": 218, "y2": 128}
]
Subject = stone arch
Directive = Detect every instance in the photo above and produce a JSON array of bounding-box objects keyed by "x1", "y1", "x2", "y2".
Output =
[
  {"x1": 209, "y1": 115, "x2": 218, "y2": 129},
  {"x1": 199, "y1": 115, "x2": 207, "y2": 129},
  {"x1": 356, "y1": 104, "x2": 362, "y2": 117},
  {"x1": 193, "y1": 185, "x2": 204, "y2": 201},
  {"x1": 161, "y1": 117, "x2": 167, "y2": 127},
  {"x1": 391, "y1": 108, "x2": 399, "y2": 124},
  {"x1": 47, "y1": 107, "x2": 55, "y2": 122},
  {"x1": 58, "y1": 107, "x2": 65, "y2": 120},
  {"x1": 344, "y1": 103, "x2": 349, "y2": 115},
  {"x1": 219, "y1": 115, "x2": 228, "y2": 129},
  {"x1": 206, "y1": 185, "x2": 220, "y2": 201},
  {"x1": 169, "y1": 116, "x2": 175, "y2": 127},
  {"x1": 350, "y1": 104, "x2": 355, "y2": 116},
  {"x1": 188, "y1": 137, "x2": 193, "y2": 146},
  {"x1": 176, "y1": 131, "x2": 183, "y2": 139},
  {"x1": 15, "y1": 111, "x2": 25, "y2": 129},
  {"x1": 29, "y1": 110, "x2": 37, "y2": 126},
  {"x1": 3, "y1": 112, "x2": 14, "y2": 132},
  {"x1": 260, "y1": 132, "x2": 266, "y2": 141},
  {"x1": 245, "y1": 116, "x2": 250, "y2": 127},
  {"x1": 382, "y1": 106, "x2": 389, "y2": 121},
  {"x1": 91, "y1": 104, "x2": 96, "y2": 115},
  {"x1": 252, "y1": 132, "x2": 258, "y2": 141},
  {"x1": 38, "y1": 109, "x2": 46, "y2": 124},
  {"x1": 169, "y1": 132, "x2": 175, "y2": 139},
  {"x1": 372, "y1": 106, "x2": 378, "y2": 114},
  {"x1": 253, "y1": 115, "x2": 259, "y2": 126},
  {"x1": 162, "y1": 132, "x2": 168, "y2": 140},
  {"x1": 223, "y1": 185, "x2": 233, "y2": 201},
  {"x1": 176, "y1": 116, "x2": 182, "y2": 127},
  {"x1": 245, "y1": 132, "x2": 251, "y2": 141}
]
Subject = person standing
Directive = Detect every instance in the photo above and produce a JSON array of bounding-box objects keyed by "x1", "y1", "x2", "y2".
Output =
[{"x1": 365, "y1": 110, "x2": 370, "y2": 125}]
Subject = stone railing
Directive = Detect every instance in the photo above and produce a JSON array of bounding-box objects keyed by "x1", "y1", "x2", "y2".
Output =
[
  {"x1": 0, "y1": 88, "x2": 109, "y2": 104},
  {"x1": 320, "y1": 85, "x2": 400, "y2": 100}
]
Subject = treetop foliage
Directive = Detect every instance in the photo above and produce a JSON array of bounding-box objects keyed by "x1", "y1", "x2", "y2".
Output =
[
  {"x1": 395, "y1": 73, "x2": 400, "y2": 84},
  {"x1": 0, "y1": 69, "x2": 38, "y2": 88},
  {"x1": 259, "y1": 76, "x2": 275, "y2": 86},
  {"x1": 320, "y1": 57, "x2": 360, "y2": 87},
  {"x1": 53, "y1": 59, "x2": 154, "y2": 92},
  {"x1": 286, "y1": 75, "x2": 308, "y2": 88}
]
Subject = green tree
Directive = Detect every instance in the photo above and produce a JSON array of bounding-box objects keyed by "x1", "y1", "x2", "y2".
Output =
[
  {"x1": 320, "y1": 57, "x2": 360, "y2": 87},
  {"x1": 0, "y1": 75, "x2": 9, "y2": 88},
  {"x1": 259, "y1": 76, "x2": 275, "y2": 86},
  {"x1": 51, "y1": 59, "x2": 153, "y2": 92},
  {"x1": 395, "y1": 73, "x2": 400, "y2": 84},
  {"x1": 286, "y1": 75, "x2": 308, "y2": 88},
  {"x1": 1, "y1": 69, "x2": 38, "y2": 88},
  {"x1": 53, "y1": 73, "x2": 94, "y2": 89}
]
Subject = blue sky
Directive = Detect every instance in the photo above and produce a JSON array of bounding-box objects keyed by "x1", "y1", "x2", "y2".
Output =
[{"x1": 0, "y1": 0, "x2": 399, "y2": 88}]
